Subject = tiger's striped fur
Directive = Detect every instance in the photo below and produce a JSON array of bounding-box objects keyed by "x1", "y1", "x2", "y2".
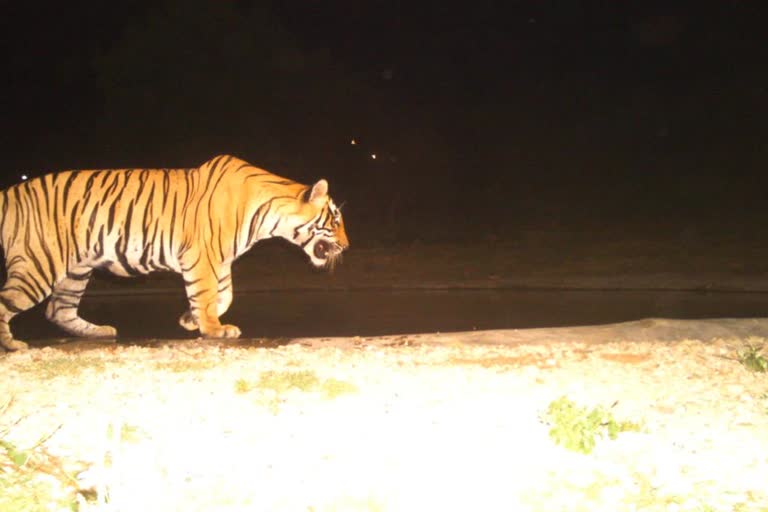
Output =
[{"x1": 0, "y1": 155, "x2": 349, "y2": 350}]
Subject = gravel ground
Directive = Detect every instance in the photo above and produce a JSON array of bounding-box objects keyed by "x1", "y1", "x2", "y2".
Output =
[{"x1": 2, "y1": 332, "x2": 767, "y2": 511}]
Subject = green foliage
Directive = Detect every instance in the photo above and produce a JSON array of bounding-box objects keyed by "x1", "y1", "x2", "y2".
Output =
[
  {"x1": 0, "y1": 399, "x2": 29, "y2": 468},
  {"x1": 106, "y1": 422, "x2": 146, "y2": 444},
  {"x1": 738, "y1": 341, "x2": 768, "y2": 373},
  {"x1": 1, "y1": 399, "x2": 85, "y2": 511},
  {"x1": 234, "y1": 378, "x2": 251, "y2": 394},
  {"x1": 0, "y1": 439, "x2": 29, "y2": 467},
  {"x1": 153, "y1": 359, "x2": 218, "y2": 373},
  {"x1": 544, "y1": 396, "x2": 641, "y2": 454},
  {"x1": 321, "y1": 378, "x2": 359, "y2": 399},
  {"x1": 258, "y1": 370, "x2": 321, "y2": 393},
  {"x1": 14, "y1": 356, "x2": 106, "y2": 380},
  {"x1": 235, "y1": 371, "x2": 358, "y2": 410},
  {"x1": 0, "y1": 471, "x2": 74, "y2": 512}
]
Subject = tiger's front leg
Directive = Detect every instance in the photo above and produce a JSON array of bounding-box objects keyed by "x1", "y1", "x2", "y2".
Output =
[
  {"x1": 179, "y1": 268, "x2": 233, "y2": 332},
  {"x1": 181, "y1": 261, "x2": 240, "y2": 338}
]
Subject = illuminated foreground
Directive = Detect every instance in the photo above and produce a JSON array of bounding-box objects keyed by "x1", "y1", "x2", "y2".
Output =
[{"x1": 1, "y1": 333, "x2": 767, "y2": 511}]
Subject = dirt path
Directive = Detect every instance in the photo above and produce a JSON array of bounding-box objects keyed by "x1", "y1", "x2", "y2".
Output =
[{"x1": 2, "y1": 320, "x2": 768, "y2": 511}]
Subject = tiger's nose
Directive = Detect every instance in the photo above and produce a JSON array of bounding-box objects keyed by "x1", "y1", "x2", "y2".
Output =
[{"x1": 338, "y1": 229, "x2": 350, "y2": 250}]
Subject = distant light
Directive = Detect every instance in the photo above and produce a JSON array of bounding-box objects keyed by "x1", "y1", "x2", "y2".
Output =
[
  {"x1": 20, "y1": 174, "x2": 28, "y2": 181},
  {"x1": 350, "y1": 139, "x2": 357, "y2": 145},
  {"x1": 371, "y1": 154, "x2": 377, "y2": 160}
]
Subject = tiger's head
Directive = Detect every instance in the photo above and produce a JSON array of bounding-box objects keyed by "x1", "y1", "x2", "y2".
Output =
[{"x1": 293, "y1": 179, "x2": 349, "y2": 270}]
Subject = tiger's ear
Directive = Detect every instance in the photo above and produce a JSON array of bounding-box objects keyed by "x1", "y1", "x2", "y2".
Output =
[{"x1": 307, "y1": 179, "x2": 328, "y2": 203}]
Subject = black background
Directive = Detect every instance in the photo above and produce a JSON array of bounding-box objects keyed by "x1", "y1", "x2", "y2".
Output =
[{"x1": 3, "y1": 1, "x2": 767, "y2": 245}]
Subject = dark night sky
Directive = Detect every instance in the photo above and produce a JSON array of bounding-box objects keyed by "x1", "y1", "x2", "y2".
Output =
[{"x1": 2, "y1": 1, "x2": 768, "y2": 243}]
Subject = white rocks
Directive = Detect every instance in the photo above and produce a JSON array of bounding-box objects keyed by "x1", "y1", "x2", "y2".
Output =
[{"x1": 1, "y1": 337, "x2": 767, "y2": 511}]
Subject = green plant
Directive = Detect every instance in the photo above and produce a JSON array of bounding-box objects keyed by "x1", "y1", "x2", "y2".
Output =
[
  {"x1": 1, "y1": 399, "x2": 30, "y2": 469},
  {"x1": 234, "y1": 378, "x2": 251, "y2": 394},
  {"x1": 0, "y1": 438, "x2": 29, "y2": 467},
  {"x1": 543, "y1": 396, "x2": 641, "y2": 454},
  {"x1": 153, "y1": 359, "x2": 218, "y2": 373},
  {"x1": 257, "y1": 370, "x2": 321, "y2": 393},
  {"x1": 235, "y1": 371, "x2": 358, "y2": 412},
  {"x1": 106, "y1": 422, "x2": 146, "y2": 444},
  {"x1": 760, "y1": 391, "x2": 768, "y2": 415},
  {"x1": 738, "y1": 341, "x2": 768, "y2": 373},
  {"x1": 14, "y1": 355, "x2": 106, "y2": 380},
  {"x1": 321, "y1": 378, "x2": 359, "y2": 399},
  {"x1": 1, "y1": 398, "x2": 88, "y2": 511}
]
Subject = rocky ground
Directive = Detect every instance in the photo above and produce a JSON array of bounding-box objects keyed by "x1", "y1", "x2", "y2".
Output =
[{"x1": 1, "y1": 331, "x2": 767, "y2": 511}]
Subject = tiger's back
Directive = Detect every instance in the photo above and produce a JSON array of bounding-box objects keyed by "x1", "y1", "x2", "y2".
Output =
[
  {"x1": 1, "y1": 166, "x2": 192, "y2": 278},
  {"x1": 0, "y1": 155, "x2": 349, "y2": 351}
]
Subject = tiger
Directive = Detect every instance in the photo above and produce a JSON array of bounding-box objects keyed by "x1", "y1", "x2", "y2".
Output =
[{"x1": 0, "y1": 154, "x2": 349, "y2": 351}]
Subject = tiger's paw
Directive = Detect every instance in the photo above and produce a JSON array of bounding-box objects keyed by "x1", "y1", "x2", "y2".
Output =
[
  {"x1": 0, "y1": 336, "x2": 29, "y2": 351},
  {"x1": 179, "y1": 311, "x2": 198, "y2": 331},
  {"x1": 202, "y1": 324, "x2": 242, "y2": 339},
  {"x1": 90, "y1": 325, "x2": 118, "y2": 338}
]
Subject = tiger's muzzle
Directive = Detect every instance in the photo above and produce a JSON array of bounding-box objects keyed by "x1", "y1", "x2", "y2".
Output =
[{"x1": 313, "y1": 239, "x2": 346, "y2": 271}]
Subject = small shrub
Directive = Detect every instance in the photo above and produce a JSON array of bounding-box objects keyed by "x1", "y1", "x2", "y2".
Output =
[
  {"x1": 760, "y1": 391, "x2": 768, "y2": 415},
  {"x1": 1, "y1": 398, "x2": 87, "y2": 511},
  {"x1": 106, "y1": 422, "x2": 146, "y2": 444},
  {"x1": 257, "y1": 370, "x2": 320, "y2": 393},
  {"x1": 235, "y1": 371, "x2": 358, "y2": 410},
  {"x1": 321, "y1": 378, "x2": 359, "y2": 399},
  {"x1": 153, "y1": 359, "x2": 218, "y2": 373},
  {"x1": 0, "y1": 439, "x2": 30, "y2": 467},
  {"x1": 543, "y1": 396, "x2": 641, "y2": 454},
  {"x1": 234, "y1": 378, "x2": 252, "y2": 394},
  {"x1": 738, "y1": 341, "x2": 768, "y2": 373},
  {"x1": 14, "y1": 355, "x2": 106, "y2": 380}
]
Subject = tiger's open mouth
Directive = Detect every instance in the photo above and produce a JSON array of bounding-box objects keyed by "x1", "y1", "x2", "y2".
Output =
[
  {"x1": 314, "y1": 240, "x2": 332, "y2": 260},
  {"x1": 313, "y1": 240, "x2": 344, "y2": 270}
]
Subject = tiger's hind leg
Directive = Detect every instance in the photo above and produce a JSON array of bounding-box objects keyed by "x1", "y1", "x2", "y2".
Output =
[
  {"x1": 179, "y1": 269, "x2": 233, "y2": 332},
  {"x1": 45, "y1": 270, "x2": 117, "y2": 339},
  {"x1": 0, "y1": 274, "x2": 53, "y2": 351}
]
